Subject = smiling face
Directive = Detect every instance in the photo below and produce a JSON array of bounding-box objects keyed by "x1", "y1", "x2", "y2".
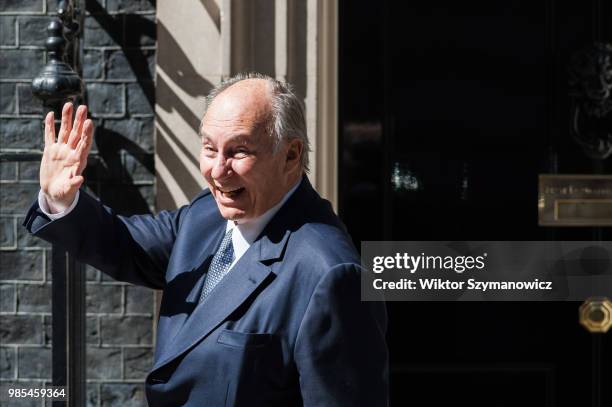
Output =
[{"x1": 199, "y1": 79, "x2": 303, "y2": 222}]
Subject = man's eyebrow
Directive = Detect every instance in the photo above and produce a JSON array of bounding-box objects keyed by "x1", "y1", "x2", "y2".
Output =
[
  {"x1": 200, "y1": 131, "x2": 212, "y2": 142},
  {"x1": 229, "y1": 135, "x2": 252, "y2": 145}
]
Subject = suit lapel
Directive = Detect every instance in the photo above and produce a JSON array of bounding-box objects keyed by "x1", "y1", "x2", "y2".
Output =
[
  {"x1": 154, "y1": 220, "x2": 225, "y2": 360},
  {"x1": 152, "y1": 228, "x2": 291, "y2": 372},
  {"x1": 152, "y1": 177, "x2": 317, "y2": 372}
]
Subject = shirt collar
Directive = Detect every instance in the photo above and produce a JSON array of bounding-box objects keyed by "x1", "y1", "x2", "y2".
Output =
[{"x1": 226, "y1": 179, "x2": 301, "y2": 258}]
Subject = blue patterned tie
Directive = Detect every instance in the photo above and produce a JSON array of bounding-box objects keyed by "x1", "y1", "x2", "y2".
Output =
[{"x1": 200, "y1": 228, "x2": 235, "y2": 302}]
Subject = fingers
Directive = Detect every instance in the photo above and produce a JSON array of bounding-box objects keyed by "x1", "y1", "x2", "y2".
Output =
[
  {"x1": 67, "y1": 105, "x2": 87, "y2": 149},
  {"x1": 57, "y1": 102, "x2": 73, "y2": 144},
  {"x1": 44, "y1": 111, "x2": 55, "y2": 147},
  {"x1": 75, "y1": 119, "x2": 94, "y2": 175}
]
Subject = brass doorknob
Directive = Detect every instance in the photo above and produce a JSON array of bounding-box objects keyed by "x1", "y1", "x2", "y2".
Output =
[{"x1": 579, "y1": 297, "x2": 612, "y2": 333}]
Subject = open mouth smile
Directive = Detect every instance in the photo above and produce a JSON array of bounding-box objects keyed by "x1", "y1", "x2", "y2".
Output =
[{"x1": 216, "y1": 186, "x2": 245, "y2": 198}]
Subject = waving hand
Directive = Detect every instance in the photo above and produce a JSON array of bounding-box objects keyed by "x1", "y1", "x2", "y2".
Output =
[{"x1": 40, "y1": 102, "x2": 94, "y2": 213}]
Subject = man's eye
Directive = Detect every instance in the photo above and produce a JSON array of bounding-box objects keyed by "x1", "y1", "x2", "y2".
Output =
[
  {"x1": 234, "y1": 149, "x2": 249, "y2": 158},
  {"x1": 203, "y1": 146, "x2": 216, "y2": 155}
]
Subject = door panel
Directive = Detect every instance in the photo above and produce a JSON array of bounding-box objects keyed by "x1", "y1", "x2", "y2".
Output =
[{"x1": 339, "y1": 1, "x2": 611, "y2": 405}]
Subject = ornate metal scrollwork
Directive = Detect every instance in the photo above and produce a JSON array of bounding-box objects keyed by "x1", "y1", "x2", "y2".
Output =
[{"x1": 568, "y1": 43, "x2": 612, "y2": 160}]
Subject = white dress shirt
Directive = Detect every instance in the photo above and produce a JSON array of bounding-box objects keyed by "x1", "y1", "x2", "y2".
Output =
[
  {"x1": 38, "y1": 180, "x2": 301, "y2": 270},
  {"x1": 225, "y1": 181, "x2": 300, "y2": 269},
  {"x1": 38, "y1": 189, "x2": 81, "y2": 220}
]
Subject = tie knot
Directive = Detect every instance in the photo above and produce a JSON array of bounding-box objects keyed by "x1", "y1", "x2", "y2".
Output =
[
  {"x1": 221, "y1": 228, "x2": 233, "y2": 246},
  {"x1": 217, "y1": 228, "x2": 234, "y2": 262}
]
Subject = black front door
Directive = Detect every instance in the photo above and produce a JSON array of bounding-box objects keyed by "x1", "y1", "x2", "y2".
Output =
[{"x1": 339, "y1": 1, "x2": 611, "y2": 405}]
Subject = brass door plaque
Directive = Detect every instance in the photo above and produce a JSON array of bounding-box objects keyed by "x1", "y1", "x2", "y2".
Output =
[{"x1": 539, "y1": 175, "x2": 612, "y2": 226}]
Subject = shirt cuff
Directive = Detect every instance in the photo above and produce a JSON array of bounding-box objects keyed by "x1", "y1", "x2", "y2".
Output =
[{"x1": 38, "y1": 190, "x2": 80, "y2": 220}]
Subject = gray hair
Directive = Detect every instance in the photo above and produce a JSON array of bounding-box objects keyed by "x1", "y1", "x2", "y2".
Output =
[{"x1": 201, "y1": 72, "x2": 310, "y2": 173}]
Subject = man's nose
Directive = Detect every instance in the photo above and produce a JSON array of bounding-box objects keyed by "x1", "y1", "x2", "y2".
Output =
[{"x1": 211, "y1": 156, "x2": 232, "y2": 180}]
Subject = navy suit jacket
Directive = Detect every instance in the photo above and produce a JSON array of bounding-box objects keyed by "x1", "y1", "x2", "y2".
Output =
[{"x1": 24, "y1": 176, "x2": 388, "y2": 406}]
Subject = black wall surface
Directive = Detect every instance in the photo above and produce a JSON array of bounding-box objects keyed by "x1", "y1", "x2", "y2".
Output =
[{"x1": 0, "y1": 0, "x2": 156, "y2": 405}]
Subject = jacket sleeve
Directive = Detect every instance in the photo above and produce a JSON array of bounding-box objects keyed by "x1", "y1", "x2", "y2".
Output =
[
  {"x1": 294, "y1": 263, "x2": 389, "y2": 406},
  {"x1": 23, "y1": 189, "x2": 189, "y2": 289}
]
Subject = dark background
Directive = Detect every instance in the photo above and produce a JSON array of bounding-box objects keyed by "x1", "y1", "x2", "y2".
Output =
[{"x1": 339, "y1": 0, "x2": 611, "y2": 406}]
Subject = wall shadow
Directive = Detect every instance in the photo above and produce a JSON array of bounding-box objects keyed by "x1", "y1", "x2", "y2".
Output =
[
  {"x1": 200, "y1": 0, "x2": 221, "y2": 32},
  {"x1": 155, "y1": 21, "x2": 217, "y2": 209},
  {"x1": 156, "y1": 116, "x2": 204, "y2": 199},
  {"x1": 156, "y1": 22, "x2": 214, "y2": 101},
  {"x1": 84, "y1": 127, "x2": 154, "y2": 216},
  {"x1": 87, "y1": 1, "x2": 156, "y2": 109}
]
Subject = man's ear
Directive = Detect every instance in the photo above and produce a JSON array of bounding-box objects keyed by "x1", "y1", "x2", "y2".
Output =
[{"x1": 284, "y1": 138, "x2": 303, "y2": 173}]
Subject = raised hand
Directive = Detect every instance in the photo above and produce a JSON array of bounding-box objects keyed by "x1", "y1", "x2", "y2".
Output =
[{"x1": 40, "y1": 102, "x2": 94, "y2": 213}]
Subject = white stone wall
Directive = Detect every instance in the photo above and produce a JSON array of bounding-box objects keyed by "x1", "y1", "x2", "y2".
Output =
[{"x1": 155, "y1": 0, "x2": 338, "y2": 211}]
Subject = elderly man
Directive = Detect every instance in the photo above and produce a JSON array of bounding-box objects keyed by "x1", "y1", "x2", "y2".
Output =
[{"x1": 24, "y1": 73, "x2": 388, "y2": 406}]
